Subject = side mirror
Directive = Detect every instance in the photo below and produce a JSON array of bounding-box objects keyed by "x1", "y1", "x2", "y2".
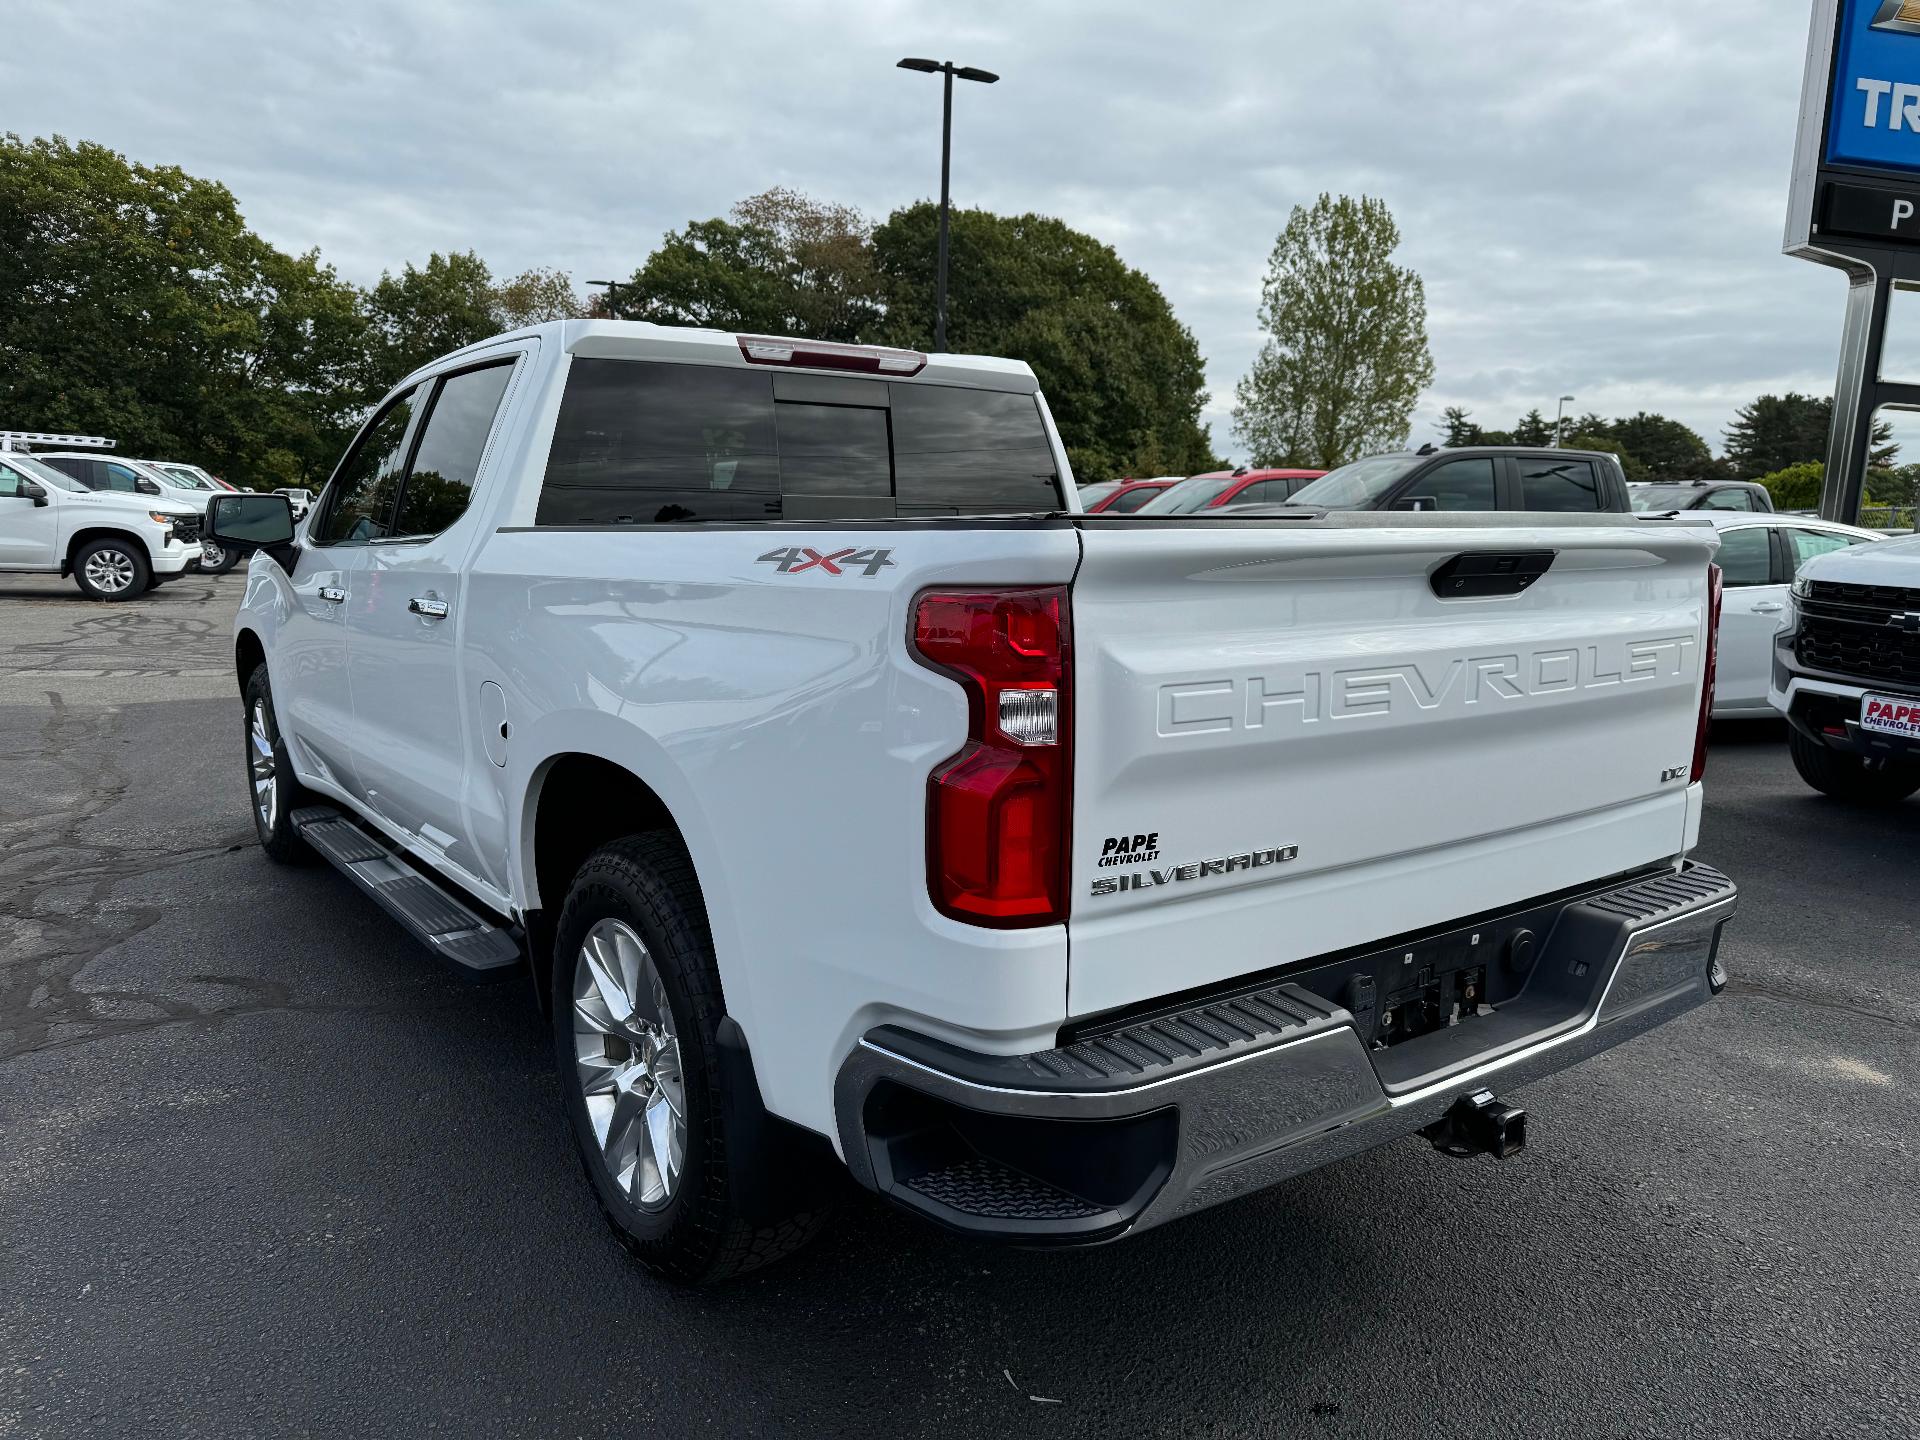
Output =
[
  {"x1": 20, "y1": 479, "x2": 48, "y2": 508},
  {"x1": 205, "y1": 492, "x2": 296, "y2": 551},
  {"x1": 136, "y1": 477, "x2": 162, "y2": 496}
]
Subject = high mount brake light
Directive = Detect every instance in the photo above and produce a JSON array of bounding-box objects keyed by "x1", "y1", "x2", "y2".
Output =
[
  {"x1": 1692, "y1": 562, "x2": 1722, "y2": 784},
  {"x1": 911, "y1": 588, "x2": 1072, "y2": 928},
  {"x1": 735, "y1": 335, "x2": 928, "y2": 377}
]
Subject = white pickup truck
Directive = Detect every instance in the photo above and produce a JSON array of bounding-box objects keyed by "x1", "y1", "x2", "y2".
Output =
[
  {"x1": 207, "y1": 321, "x2": 1739, "y2": 1284},
  {"x1": 0, "y1": 446, "x2": 203, "y2": 598},
  {"x1": 1771, "y1": 531, "x2": 1920, "y2": 802}
]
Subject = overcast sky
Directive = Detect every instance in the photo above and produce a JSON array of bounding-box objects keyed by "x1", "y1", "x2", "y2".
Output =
[{"x1": 10, "y1": 0, "x2": 1913, "y2": 462}]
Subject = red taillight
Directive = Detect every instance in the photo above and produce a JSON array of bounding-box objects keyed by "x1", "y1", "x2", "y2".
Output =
[
  {"x1": 736, "y1": 335, "x2": 927, "y2": 376},
  {"x1": 1691, "y1": 562, "x2": 1722, "y2": 784},
  {"x1": 912, "y1": 587, "x2": 1071, "y2": 928}
]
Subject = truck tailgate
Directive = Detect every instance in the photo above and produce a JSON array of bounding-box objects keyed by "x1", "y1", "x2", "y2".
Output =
[{"x1": 1066, "y1": 517, "x2": 1718, "y2": 1018}]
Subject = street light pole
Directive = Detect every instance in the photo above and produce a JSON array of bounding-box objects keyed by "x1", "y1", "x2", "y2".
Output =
[
  {"x1": 898, "y1": 58, "x2": 999, "y2": 352},
  {"x1": 1554, "y1": 394, "x2": 1576, "y2": 447},
  {"x1": 588, "y1": 279, "x2": 623, "y2": 320}
]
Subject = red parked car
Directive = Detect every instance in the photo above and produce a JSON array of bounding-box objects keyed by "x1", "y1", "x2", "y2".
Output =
[
  {"x1": 1132, "y1": 468, "x2": 1327, "y2": 515},
  {"x1": 1078, "y1": 477, "x2": 1183, "y2": 513}
]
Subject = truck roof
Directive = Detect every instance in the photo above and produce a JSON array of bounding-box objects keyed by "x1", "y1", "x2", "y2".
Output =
[{"x1": 416, "y1": 320, "x2": 1042, "y2": 395}]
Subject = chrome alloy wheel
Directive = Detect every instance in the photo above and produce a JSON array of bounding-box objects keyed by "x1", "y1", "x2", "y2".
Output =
[
  {"x1": 249, "y1": 698, "x2": 279, "y2": 831},
  {"x1": 83, "y1": 546, "x2": 137, "y2": 594},
  {"x1": 571, "y1": 917, "x2": 687, "y2": 1210}
]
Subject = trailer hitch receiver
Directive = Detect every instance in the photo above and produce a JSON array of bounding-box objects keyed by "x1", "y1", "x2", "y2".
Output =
[{"x1": 1422, "y1": 1088, "x2": 1527, "y2": 1159}]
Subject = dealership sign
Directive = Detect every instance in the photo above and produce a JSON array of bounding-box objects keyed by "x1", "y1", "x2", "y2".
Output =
[{"x1": 1788, "y1": 0, "x2": 1920, "y2": 255}]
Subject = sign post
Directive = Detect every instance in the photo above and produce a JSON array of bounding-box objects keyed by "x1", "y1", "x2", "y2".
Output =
[{"x1": 1786, "y1": 0, "x2": 1920, "y2": 520}]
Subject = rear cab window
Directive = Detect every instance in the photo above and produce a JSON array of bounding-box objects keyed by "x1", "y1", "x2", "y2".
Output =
[{"x1": 535, "y1": 359, "x2": 1061, "y2": 525}]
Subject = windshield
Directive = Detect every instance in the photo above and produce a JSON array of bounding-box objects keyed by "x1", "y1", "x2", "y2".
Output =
[
  {"x1": 1629, "y1": 486, "x2": 1695, "y2": 512},
  {"x1": 1135, "y1": 475, "x2": 1238, "y2": 515},
  {"x1": 1285, "y1": 455, "x2": 1423, "y2": 509},
  {"x1": 159, "y1": 464, "x2": 216, "y2": 490}
]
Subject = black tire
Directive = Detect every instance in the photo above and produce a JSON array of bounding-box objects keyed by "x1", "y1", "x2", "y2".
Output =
[
  {"x1": 1788, "y1": 727, "x2": 1920, "y2": 805},
  {"x1": 71, "y1": 537, "x2": 151, "y2": 601},
  {"x1": 552, "y1": 834, "x2": 830, "y2": 1284},
  {"x1": 241, "y1": 666, "x2": 315, "y2": 863}
]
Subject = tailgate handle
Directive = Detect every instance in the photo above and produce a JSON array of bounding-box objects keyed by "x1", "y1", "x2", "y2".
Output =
[{"x1": 1430, "y1": 550, "x2": 1556, "y2": 599}]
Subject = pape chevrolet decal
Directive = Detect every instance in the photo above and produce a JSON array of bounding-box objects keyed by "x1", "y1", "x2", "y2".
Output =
[{"x1": 1090, "y1": 845, "x2": 1298, "y2": 897}]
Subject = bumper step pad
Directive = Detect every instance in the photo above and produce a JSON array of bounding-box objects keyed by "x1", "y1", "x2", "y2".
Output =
[{"x1": 292, "y1": 806, "x2": 522, "y2": 976}]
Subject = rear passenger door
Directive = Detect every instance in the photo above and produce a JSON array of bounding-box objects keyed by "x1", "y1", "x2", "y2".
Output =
[
  {"x1": 1513, "y1": 455, "x2": 1605, "y2": 512},
  {"x1": 345, "y1": 357, "x2": 518, "y2": 900},
  {"x1": 1712, "y1": 525, "x2": 1785, "y2": 712}
]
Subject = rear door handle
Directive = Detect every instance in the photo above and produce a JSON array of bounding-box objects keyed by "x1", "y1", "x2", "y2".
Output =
[
  {"x1": 318, "y1": 586, "x2": 346, "y2": 604},
  {"x1": 409, "y1": 596, "x2": 450, "y2": 619}
]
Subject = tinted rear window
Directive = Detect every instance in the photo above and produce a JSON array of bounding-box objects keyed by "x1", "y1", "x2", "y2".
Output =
[{"x1": 536, "y1": 359, "x2": 1059, "y2": 525}]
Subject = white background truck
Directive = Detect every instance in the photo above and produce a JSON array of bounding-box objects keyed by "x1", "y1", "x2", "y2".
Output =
[
  {"x1": 1771, "y1": 531, "x2": 1920, "y2": 802},
  {"x1": 0, "y1": 441, "x2": 202, "y2": 598},
  {"x1": 207, "y1": 320, "x2": 1739, "y2": 1284}
]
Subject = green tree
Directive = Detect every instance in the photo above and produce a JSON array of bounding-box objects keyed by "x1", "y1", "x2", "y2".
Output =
[
  {"x1": 1232, "y1": 194, "x2": 1433, "y2": 469},
  {"x1": 0, "y1": 133, "x2": 370, "y2": 488},
  {"x1": 494, "y1": 266, "x2": 585, "y2": 329},
  {"x1": 870, "y1": 203, "x2": 1216, "y2": 479},
  {"x1": 1724, "y1": 393, "x2": 1896, "y2": 478},
  {"x1": 361, "y1": 250, "x2": 499, "y2": 390},
  {"x1": 1512, "y1": 409, "x2": 1553, "y2": 446},
  {"x1": 1438, "y1": 406, "x2": 1483, "y2": 447},
  {"x1": 1604, "y1": 412, "x2": 1719, "y2": 481},
  {"x1": 621, "y1": 188, "x2": 882, "y2": 343}
]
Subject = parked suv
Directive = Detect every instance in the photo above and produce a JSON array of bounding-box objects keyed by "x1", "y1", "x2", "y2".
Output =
[
  {"x1": 208, "y1": 320, "x2": 1736, "y2": 1284},
  {"x1": 1241, "y1": 446, "x2": 1632, "y2": 514},
  {"x1": 1771, "y1": 531, "x2": 1920, "y2": 803}
]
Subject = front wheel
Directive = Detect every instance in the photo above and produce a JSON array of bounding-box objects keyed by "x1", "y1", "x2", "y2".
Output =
[
  {"x1": 202, "y1": 543, "x2": 241, "y2": 575},
  {"x1": 1789, "y1": 727, "x2": 1920, "y2": 805},
  {"x1": 552, "y1": 834, "x2": 830, "y2": 1284},
  {"x1": 241, "y1": 666, "x2": 314, "y2": 862},
  {"x1": 72, "y1": 538, "x2": 151, "y2": 600}
]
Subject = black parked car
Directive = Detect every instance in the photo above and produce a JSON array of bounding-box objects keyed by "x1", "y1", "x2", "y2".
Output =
[{"x1": 1226, "y1": 445, "x2": 1633, "y2": 515}]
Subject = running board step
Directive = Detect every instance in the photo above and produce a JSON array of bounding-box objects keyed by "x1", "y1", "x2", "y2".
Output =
[{"x1": 291, "y1": 806, "x2": 522, "y2": 977}]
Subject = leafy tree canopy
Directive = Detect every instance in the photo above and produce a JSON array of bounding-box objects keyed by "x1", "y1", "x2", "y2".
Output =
[
  {"x1": 1232, "y1": 194, "x2": 1433, "y2": 469},
  {"x1": 0, "y1": 132, "x2": 370, "y2": 488},
  {"x1": 870, "y1": 203, "x2": 1216, "y2": 479}
]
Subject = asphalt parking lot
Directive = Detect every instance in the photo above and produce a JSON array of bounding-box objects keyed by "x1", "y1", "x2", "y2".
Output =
[{"x1": 1, "y1": 572, "x2": 1916, "y2": 1440}]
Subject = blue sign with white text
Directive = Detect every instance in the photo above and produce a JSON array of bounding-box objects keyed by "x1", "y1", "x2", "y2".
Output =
[{"x1": 1827, "y1": 0, "x2": 1920, "y2": 174}]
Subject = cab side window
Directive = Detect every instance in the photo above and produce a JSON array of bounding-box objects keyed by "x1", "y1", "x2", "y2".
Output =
[
  {"x1": 1715, "y1": 526, "x2": 1774, "y2": 587},
  {"x1": 97, "y1": 461, "x2": 145, "y2": 493},
  {"x1": 0, "y1": 462, "x2": 25, "y2": 498},
  {"x1": 390, "y1": 363, "x2": 514, "y2": 540},
  {"x1": 1517, "y1": 457, "x2": 1602, "y2": 511},
  {"x1": 314, "y1": 388, "x2": 421, "y2": 546},
  {"x1": 1410, "y1": 457, "x2": 1498, "y2": 511}
]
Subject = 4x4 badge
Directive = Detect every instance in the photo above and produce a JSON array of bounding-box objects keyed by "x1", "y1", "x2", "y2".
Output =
[{"x1": 757, "y1": 546, "x2": 895, "y2": 577}]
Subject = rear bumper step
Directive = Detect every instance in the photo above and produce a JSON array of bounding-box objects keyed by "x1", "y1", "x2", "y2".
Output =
[
  {"x1": 291, "y1": 806, "x2": 523, "y2": 978},
  {"x1": 834, "y1": 861, "x2": 1737, "y2": 1245}
]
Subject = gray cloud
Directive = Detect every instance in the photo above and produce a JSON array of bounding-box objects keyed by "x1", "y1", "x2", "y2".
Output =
[{"x1": 4, "y1": 0, "x2": 1876, "y2": 460}]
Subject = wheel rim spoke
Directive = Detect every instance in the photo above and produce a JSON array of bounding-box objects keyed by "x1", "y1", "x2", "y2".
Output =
[{"x1": 571, "y1": 917, "x2": 686, "y2": 1211}]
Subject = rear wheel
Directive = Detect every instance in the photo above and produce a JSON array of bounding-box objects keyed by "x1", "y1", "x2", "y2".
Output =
[
  {"x1": 1788, "y1": 727, "x2": 1920, "y2": 805},
  {"x1": 552, "y1": 834, "x2": 830, "y2": 1284},
  {"x1": 242, "y1": 666, "x2": 314, "y2": 862},
  {"x1": 72, "y1": 538, "x2": 150, "y2": 601}
]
